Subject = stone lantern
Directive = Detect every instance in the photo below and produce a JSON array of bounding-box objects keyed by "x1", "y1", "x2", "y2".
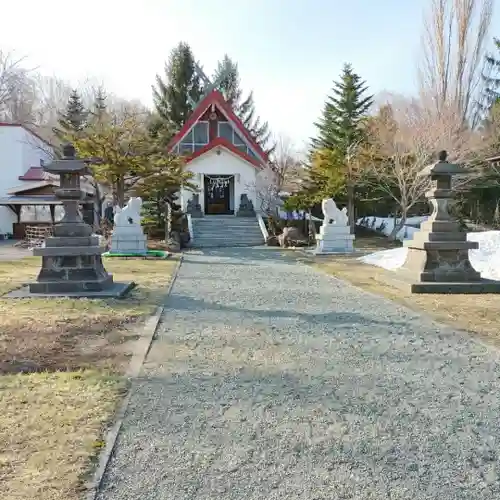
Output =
[
  {"x1": 401, "y1": 150, "x2": 500, "y2": 293},
  {"x1": 18, "y1": 144, "x2": 133, "y2": 298}
]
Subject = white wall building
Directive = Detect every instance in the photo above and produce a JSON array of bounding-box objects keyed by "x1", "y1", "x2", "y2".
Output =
[
  {"x1": 0, "y1": 124, "x2": 55, "y2": 236},
  {"x1": 0, "y1": 124, "x2": 99, "y2": 239}
]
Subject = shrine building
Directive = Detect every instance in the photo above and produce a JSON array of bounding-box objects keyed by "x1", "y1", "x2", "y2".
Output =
[{"x1": 167, "y1": 89, "x2": 273, "y2": 216}]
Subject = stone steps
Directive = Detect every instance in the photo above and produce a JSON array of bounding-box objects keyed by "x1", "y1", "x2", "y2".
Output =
[{"x1": 191, "y1": 216, "x2": 265, "y2": 248}]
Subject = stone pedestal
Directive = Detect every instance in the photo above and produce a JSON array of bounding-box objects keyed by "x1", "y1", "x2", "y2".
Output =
[
  {"x1": 313, "y1": 224, "x2": 355, "y2": 254},
  {"x1": 110, "y1": 226, "x2": 147, "y2": 254},
  {"x1": 401, "y1": 150, "x2": 500, "y2": 294},
  {"x1": 9, "y1": 144, "x2": 133, "y2": 298},
  {"x1": 237, "y1": 194, "x2": 256, "y2": 217},
  {"x1": 186, "y1": 193, "x2": 203, "y2": 218},
  {"x1": 31, "y1": 235, "x2": 115, "y2": 294}
]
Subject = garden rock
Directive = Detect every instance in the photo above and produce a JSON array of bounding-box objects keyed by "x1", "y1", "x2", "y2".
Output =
[{"x1": 278, "y1": 226, "x2": 308, "y2": 248}]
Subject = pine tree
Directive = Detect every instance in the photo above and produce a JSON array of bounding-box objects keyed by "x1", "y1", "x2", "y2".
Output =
[
  {"x1": 136, "y1": 154, "x2": 195, "y2": 243},
  {"x1": 310, "y1": 63, "x2": 373, "y2": 231},
  {"x1": 313, "y1": 63, "x2": 373, "y2": 153},
  {"x1": 56, "y1": 89, "x2": 88, "y2": 137},
  {"x1": 74, "y1": 112, "x2": 153, "y2": 207},
  {"x1": 152, "y1": 42, "x2": 202, "y2": 136},
  {"x1": 92, "y1": 87, "x2": 107, "y2": 120},
  {"x1": 212, "y1": 54, "x2": 273, "y2": 153}
]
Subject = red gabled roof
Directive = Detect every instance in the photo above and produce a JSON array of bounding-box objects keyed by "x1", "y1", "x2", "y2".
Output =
[
  {"x1": 167, "y1": 90, "x2": 268, "y2": 163},
  {"x1": 0, "y1": 122, "x2": 55, "y2": 149},
  {"x1": 184, "y1": 137, "x2": 262, "y2": 169},
  {"x1": 18, "y1": 166, "x2": 49, "y2": 181}
]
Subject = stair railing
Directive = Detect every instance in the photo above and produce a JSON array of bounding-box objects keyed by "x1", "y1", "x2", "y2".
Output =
[
  {"x1": 187, "y1": 213, "x2": 194, "y2": 244},
  {"x1": 256, "y1": 214, "x2": 269, "y2": 242}
]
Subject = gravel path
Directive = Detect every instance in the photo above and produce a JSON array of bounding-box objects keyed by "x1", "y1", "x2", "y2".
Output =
[{"x1": 97, "y1": 247, "x2": 500, "y2": 500}]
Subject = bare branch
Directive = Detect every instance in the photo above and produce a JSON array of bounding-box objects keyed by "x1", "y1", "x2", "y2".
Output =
[
  {"x1": 366, "y1": 93, "x2": 482, "y2": 238},
  {"x1": 418, "y1": 0, "x2": 493, "y2": 124},
  {"x1": 0, "y1": 49, "x2": 37, "y2": 123}
]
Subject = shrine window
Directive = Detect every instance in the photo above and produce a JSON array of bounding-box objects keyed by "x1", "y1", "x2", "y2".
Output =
[
  {"x1": 179, "y1": 143, "x2": 193, "y2": 155},
  {"x1": 218, "y1": 122, "x2": 233, "y2": 142},
  {"x1": 233, "y1": 132, "x2": 245, "y2": 146},
  {"x1": 193, "y1": 122, "x2": 209, "y2": 145}
]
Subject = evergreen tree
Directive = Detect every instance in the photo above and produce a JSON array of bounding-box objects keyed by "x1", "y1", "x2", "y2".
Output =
[
  {"x1": 212, "y1": 54, "x2": 273, "y2": 153},
  {"x1": 74, "y1": 112, "x2": 153, "y2": 207},
  {"x1": 54, "y1": 89, "x2": 88, "y2": 140},
  {"x1": 312, "y1": 63, "x2": 373, "y2": 153},
  {"x1": 136, "y1": 154, "x2": 195, "y2": 243},
  {"x1": 310, "y1": 63, "x2": 373, "y2": 231},
  {"x1": 152, "y1": 42, "x2": 202, "y2": 136},
  {"x1": 92, "y1": 87, "x2": 107, "y2": 120}
]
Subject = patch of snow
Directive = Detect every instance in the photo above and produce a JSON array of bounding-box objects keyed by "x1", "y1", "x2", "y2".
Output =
[
  {"x1": 277, "y1": 210, "x2": 322, "y2": 221},
  {"x1": 356, "y1": 216, "x2": 428, "y2": 242},
  {"x1": 359, "y1": 230, "x2": 500, "y2": 281}
]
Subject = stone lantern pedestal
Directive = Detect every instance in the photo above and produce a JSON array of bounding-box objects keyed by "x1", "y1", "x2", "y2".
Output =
[
  {"x1": 401, "y1": 151, "x2": 500, "y2": 294},
  {"x1": 8, "y1": 144, "x2": 134, "y2": 298}
]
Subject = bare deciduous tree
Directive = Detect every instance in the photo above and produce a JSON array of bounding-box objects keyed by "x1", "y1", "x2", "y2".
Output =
[
  {"x1": 367, "y1": 93, "x2": 481, "y2": 239},
  {"x1": 251, "y1": 135, "x2": 304, "y2": 215},
  {"x1": 0, "y1": 49, "x2": 36, "y2": 122},
  {"x1": 418, "y1": 0, "x2": 493, "y2": 125}
]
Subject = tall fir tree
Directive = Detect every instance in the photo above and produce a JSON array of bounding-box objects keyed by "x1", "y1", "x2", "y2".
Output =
[
  {"x1": 92, "y1": 87, "x2": 107, "y2": 120},
  {"x1": 54, "y1": 89, "x2": 88, "y2": 140},
  {"x1": 310, "y1": 63, "x2": 373, "y2": 231},
  {"x1": 212, "y1": 54, "x2": 273, "y2": 153},
  {"x1": 152, "y1": 42, "x2": 202, "y2": 137},
  {"x1": 312, "y1": 63, "x2": 373, "y2": 153}
]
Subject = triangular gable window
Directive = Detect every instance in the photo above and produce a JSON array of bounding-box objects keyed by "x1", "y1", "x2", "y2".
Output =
[
  {"x1": 218, "y1": 122, "x2": 233, "y2": 142},
  {"x1": 217, "y1": 122, "x2": 254, "y2": 156},
  {"x1": 179, "y1": 122, "x2": 209, "y2": 154},
  {"x1": 233, "y1": 132, "x2": 245, "y2": 146}
]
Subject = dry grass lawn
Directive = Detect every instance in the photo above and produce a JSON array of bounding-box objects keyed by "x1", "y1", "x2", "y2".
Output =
[
  {"x1": 0, "y1": 254, "x2": 178, "y2": 500},
  {"x1": 308, "y1": 233, "x2": 500, "y2": 346},
  {"x1": 0, "y1": 372, "x2": 124, "y2": 500}
]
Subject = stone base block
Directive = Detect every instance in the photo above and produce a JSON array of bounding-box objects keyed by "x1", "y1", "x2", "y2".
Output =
[
  {"x1": 402, "y1": 246, "x2": 481, "y2": 283},
  {"x1": 381, "y1": 269, "x2": 500, "y2": 295},
  {"x1": 7, "y1": 281, "x2": 135, "y2": 299},
  {"x1": 237, "y1": 211, "x2": 256, "y2": 217},
  {"x1": 410, "y1": 280, "x2": 500, "y2": 294},
  {"x1": 29, "y1": 274, "x2": 114, "y2": 294},
  {"x1": 318, "y1": 224, "x2": 351, "y2": 237},
  {"x1": 314, "y1": 236, "x2": 355, "y2": 254},
  {"x1": 110, "y1": 233, "x2": 147, "y2": 254}
]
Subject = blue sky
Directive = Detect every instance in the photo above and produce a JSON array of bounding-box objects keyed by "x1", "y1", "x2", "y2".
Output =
[{"x1": 1, "y1": 0, "x2": 498, "y2": 149}]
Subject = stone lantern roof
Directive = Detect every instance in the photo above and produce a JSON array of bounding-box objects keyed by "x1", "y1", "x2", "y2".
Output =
[
  {"x1": 43, "y1": 144, "x2": 91, "y2": 175},
  {"x1": 418, "y1": 150, "x2": 466, "y2": 177}
]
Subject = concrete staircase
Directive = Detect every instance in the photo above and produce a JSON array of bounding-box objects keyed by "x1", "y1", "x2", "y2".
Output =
[{"x1": 190, "y1": 215, "x2": 265, "y2": 248}]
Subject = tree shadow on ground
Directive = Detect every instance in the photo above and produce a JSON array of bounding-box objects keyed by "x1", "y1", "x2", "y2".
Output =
[
  {"x1": 165, "y1": 293, "x2": 407, "y2": 328},
  {"x1": 183, "y1": 247, "x2": 299, "y2": 267},
  {"x1": 99, "y1": 365, "x2": 500, "y2": 499}
]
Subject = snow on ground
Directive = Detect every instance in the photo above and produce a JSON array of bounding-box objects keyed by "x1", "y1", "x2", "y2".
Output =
[
  {"x1": 359, "y1": 230, "x2": 500, "y2": 281},
  {"x1": 357, "y1": 215, "x2": 428, "y2": 241}
]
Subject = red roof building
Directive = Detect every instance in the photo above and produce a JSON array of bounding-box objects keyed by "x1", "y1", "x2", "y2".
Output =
[{"x1": 168, "y1": 90, "x2": 272, "y2": 216}]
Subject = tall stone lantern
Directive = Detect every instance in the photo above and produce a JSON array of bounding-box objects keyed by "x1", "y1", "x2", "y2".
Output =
[
  {"x1": 21, "y1": 144, "x2": 133, "y2": 298},
  {"x1": 401, "y1": 150, "x2": 500, "y2": 293}
]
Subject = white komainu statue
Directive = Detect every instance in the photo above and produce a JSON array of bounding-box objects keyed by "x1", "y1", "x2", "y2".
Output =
[
  {"x1": 114, "y1": 197, "x2": 143, "y2": 227},
  {"x1": 321, "y1": 198, "x2": 348, "y2": 226}
]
